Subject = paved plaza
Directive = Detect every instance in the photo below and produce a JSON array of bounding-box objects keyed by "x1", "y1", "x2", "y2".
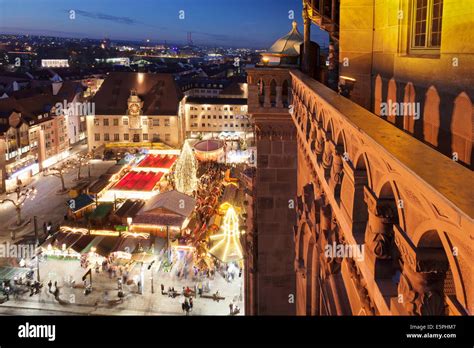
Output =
[{"x1": 0, "y1": 255, "x2": 243, "y2": 315}]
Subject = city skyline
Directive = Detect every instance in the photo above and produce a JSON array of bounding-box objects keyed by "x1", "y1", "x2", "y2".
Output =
[{"x1": 0, "y1": 0, "x2": 329, "y2": 48}]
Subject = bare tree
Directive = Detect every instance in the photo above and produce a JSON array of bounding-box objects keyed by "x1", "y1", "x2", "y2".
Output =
[
  {"x1": 74, "y1": 153, "x2": 92, "y2": 181},
  {"x1": 0, "y1": 185, "x2": 37, "y2": 226},
  {"x1": 44, "y1": 160, "x2": 75, "y2": 192}
]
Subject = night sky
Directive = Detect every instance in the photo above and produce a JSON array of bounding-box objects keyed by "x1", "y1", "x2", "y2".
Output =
[{"x1": 0, "y1": 0, "x2": 329, "y2": 48}]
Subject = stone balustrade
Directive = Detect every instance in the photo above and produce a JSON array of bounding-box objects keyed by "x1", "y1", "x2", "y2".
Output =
[{"x1": 290, "y1": 69, "x2": 473, "y2": 316}]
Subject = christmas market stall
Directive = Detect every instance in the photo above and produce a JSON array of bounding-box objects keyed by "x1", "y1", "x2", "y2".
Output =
[
  {"x1": 66, "y1": 194, "x2": 95, "y2": 220},
  {"x1": 131, "y1": 190, "x2": 196, "y2": 238}
]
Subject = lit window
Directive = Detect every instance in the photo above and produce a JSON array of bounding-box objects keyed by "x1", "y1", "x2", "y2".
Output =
[{"x1": 411, "y1": 0, "x2": 443, "y2": 50}]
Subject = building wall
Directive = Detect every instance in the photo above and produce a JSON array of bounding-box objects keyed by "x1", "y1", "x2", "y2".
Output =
[
  {"x1": 86, "y1": 114, "x2": 182, "y2": 151},
  {"x1": 184, "y1": 102, "x2": 250, "y2": 136},
  {"x1": 339, "y1": 0, "x2": 474, "y2": 167}
]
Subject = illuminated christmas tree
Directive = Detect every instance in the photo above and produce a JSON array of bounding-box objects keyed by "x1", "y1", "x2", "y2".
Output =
[
  {"x1": 209, "y1": 206, "x2": 243, "y2": 263},
  {"x1": 174, "y1": 141, "x2": 197, "y2": 194}
]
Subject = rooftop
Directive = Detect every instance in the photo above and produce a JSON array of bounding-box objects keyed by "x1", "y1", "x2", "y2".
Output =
[
  {"x1": 93, "y1": 72, "x2": 182, "y2": 116},
  {"x1": 266, "y1": 21, "x2": 303, "y2": 57}
]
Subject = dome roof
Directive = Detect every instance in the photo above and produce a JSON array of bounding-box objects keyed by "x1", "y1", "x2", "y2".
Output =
[{"x1": 266, "y1": 21, "x2": 303, "y2": 57}]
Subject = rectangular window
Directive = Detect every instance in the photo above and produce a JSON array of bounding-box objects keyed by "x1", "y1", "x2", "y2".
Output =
[
  {"x1": 103, "y1": 119, "x2": 109, "y2": 126},
  {"x1": 94, "y1": 133, "x2": 100, "y2": 141},
  {"x1": 123, "y1": 118, "x2": 129, "y2": 126},
  {"x1": 114, "y1": 133, "x2": 120, "y2": 141},
  {"x1": 165, "y1": 133, "x2": 171, "y2": 142},
  {"x1": 143, "y1": 133, "x2": 149, "y2": 141},
  {"x1": 94, "y1": 119, "x2": 99, "y2": 126},
  {"x1": 124, "y1": 133, "x2": 129, "y2": 141},
  {"x1": 153, "y1": 119, "x2": 160, "y2": 126},
  {"x1": 411, "y1": 0, "x2": 443, "y2": 50},
  {"x1": 164, "y1": 119, "x2": 170, "y2": 127},
  {"x1": 104, "y1": 133, "x2": 110, "y2": 141},
  {"x1": 113, "y1": 118, "x2": 119, "y2": 126},
  {"x1": 152, "y1": 134, "x2": 160, "y2": 142}
]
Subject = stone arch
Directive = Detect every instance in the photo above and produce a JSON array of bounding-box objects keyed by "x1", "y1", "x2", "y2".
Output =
[
  {"x1": 347, "y1": 152, "x2": 370, "y2": 242},
  {"x1": 354, "y1": 151, "x2": 373, "y2": 189},
  {"x1": 325, "y1": 116, "x2": 334, "y2": 141},
  {"x1": 451, "y1": 92, "x2": 473, "y2": 165},
  {"x1": 404, "y1": 228, "x2": 462, "y2": 315},
  {"x1": 270, "y1": 79, "x2": 277, "y2": 106},
  {"x1": 258, "y1": 78, "x2": 265, "y2": 106},
  {"x1": 374, "y1": 74, "x2": 383, "y2": 116},
  {"x1": 371, "y1": 181, "x2": 403, "y2": 295},
  {"x1": 376, "y1": 179, "x2": 406, "y2": 229},
  {"x1": 387, "y1": 78, "x2": 397, "y2": 124},
  {"x1": 411, "y1": 221, "x2": 468, "y2": 309},
  {"x1": 423, "y1": 86, "x2": 440, "y2": 147},
  {"x1": 335, "y1": 129, "x2": 347, "y2": 154},
  {"x1": 282, "y1": 79, "x2": 290, "y2": 107},
  {"x1": 403, "y1": 82, "x2": 416, "y2": 134}
]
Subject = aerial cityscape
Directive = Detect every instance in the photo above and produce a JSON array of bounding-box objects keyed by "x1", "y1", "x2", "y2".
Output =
[{"x1": 0, "y1": 0, "x2": 472, "y2": 344}]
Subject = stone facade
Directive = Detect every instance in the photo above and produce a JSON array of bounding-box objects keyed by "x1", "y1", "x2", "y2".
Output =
[{"x1": 246, "y1": 67, "x2": 297, "y2": 315}]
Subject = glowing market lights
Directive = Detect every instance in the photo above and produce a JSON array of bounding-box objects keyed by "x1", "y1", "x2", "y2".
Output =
[{"x1": 209, "y1": 206, "x2": 243, "y2": 263}]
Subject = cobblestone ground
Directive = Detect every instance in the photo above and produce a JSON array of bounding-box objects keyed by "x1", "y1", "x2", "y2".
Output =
[{"x1": 0, "y1": 255, "x2": 244, "y2": 315}]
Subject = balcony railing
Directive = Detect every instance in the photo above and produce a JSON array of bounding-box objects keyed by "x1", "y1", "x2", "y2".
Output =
[{"x1": 290, "y1": 69, "x2": 473, "y2": 315}]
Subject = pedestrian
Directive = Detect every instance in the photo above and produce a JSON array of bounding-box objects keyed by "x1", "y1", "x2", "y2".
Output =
[
  {"x1": 229, "y1": 302, "x2": 233, "y2": 314},
  {"x1": 160, "y1": 284, "x2": 165, "y2": 295},
  {"x1": 189, "y1": 297, "x2": 193, "y2": 311},
  {"x1": 54, "y1": 281, "x2": 57, "y2": 289},
  {"x1": 47, "y1": 280, "x2": 52, "y2": 292},
  {"x1": 43, "y1": 222, "x2": 47, "y2": 236}
]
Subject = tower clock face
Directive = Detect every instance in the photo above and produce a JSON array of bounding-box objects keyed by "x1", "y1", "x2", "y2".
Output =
[{"x1": 129, "y1": 103, "x2": 140, "y2": 115}]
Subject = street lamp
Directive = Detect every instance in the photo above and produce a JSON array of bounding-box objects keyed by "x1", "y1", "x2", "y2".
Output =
[{"x1": 338, "y1": 76, "x2": 357, "y2": 98}]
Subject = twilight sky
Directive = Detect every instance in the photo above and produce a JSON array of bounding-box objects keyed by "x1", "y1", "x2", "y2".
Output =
[{"x1": 0, "y1": 0, "x2": 329, "y2": 48}]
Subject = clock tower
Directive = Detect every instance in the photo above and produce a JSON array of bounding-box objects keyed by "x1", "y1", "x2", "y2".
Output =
[{"x1": 127, "y1": 90, "x2": 143, "y2": 130}]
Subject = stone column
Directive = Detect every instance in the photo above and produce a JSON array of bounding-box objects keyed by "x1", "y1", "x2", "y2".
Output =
[
  {"x1": 263, "y1": 85, "x2": 271, "y2": 108},
  {"x1": 314, "y1": 122, "x2": 325, "y2": 160},
  {"x1": 322, "y1": 136, "x2": 334, "y2": 179},
  {"x1": 303, "y1": 3, "x2": 311, "y2": 73},
  {"x1": 363, "y1": 187, "x2": 398, "y2": 278},
  {"x1": 276, "y1": 86, "x2": 283, "y2": 108},
  {"x1": 340, "y1": 161, "x2": 369, "y2": 241},
  {"x1": 0, "y1": 140, "x2": 6, "y2": 193},
  {"x1": 329, "y1": 146, "x2": 344, "y2": 198},
  {"x1": 393, "y1": 226, "x2": 448, "y2": 315}
]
